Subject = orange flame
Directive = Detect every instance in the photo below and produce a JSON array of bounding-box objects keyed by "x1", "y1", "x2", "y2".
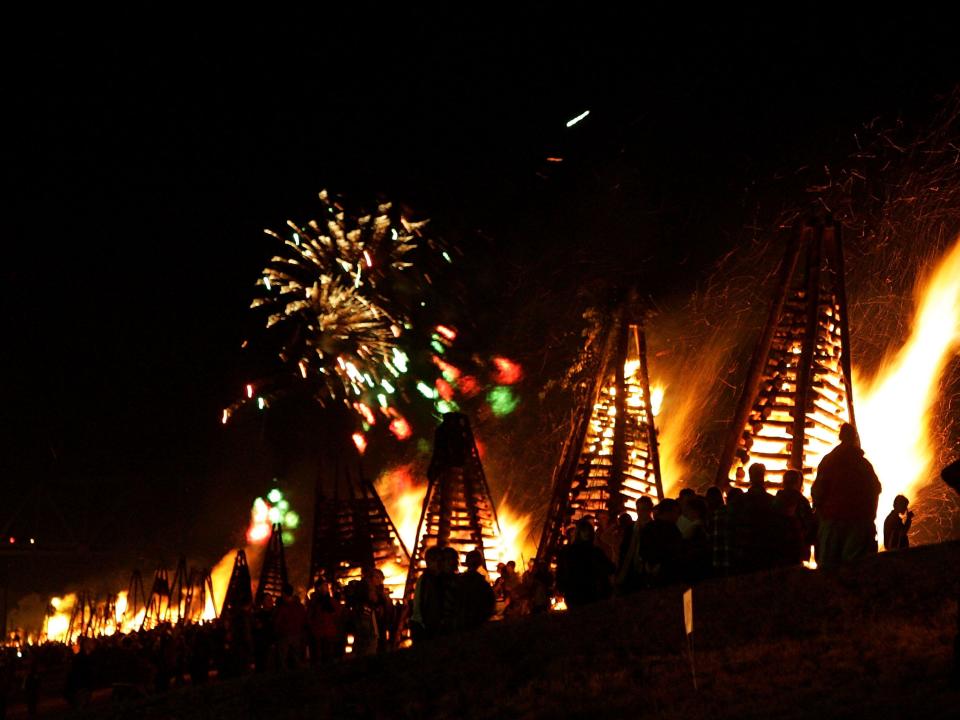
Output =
[{"x1": 854, "y1": 236, "x2": 960, "y2": 545}]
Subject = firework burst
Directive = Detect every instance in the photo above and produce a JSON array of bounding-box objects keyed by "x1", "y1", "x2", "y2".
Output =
[{"x1": 226, "y1": 190, "x2": 430, "y2": 426}]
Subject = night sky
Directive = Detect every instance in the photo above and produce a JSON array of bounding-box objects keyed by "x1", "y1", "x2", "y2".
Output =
[{"x1": 3, "y1": 7, "x2": 958, "y2": 591}]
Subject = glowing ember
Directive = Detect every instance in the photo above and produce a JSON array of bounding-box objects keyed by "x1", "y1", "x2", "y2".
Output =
[{"x1": 854, "y1": 236, "x2": 960, "y2": 545}]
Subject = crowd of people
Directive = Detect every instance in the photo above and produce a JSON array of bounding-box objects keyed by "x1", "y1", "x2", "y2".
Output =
[{"x1": 1, "y1": 422, "x2": 956, "y2": 715}]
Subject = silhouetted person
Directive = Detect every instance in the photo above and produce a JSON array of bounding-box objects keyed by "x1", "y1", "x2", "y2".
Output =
[
  {"x1": 458, "y1": 549, "x2": 496, "y2": 629},
  {"x1": 344, "y1": 580, "x2": 378, "y2": 657},
  {"x1": 733, "y1": 463, "x2": 779, "y2": 572},
  {"x1": 679, "y1": 496, "x2": 711, "y2": 582},
  {"x1": 410, "y1": 546, "x2": 442, "y2": 645},
  {"x1": 812, "y1": 423, "x2": 882, "y2": 569},
  {"x1": 307, "y1": 580, "x2": 345, "y2": 663},
  {"x1": 274, "y1": 584, "x2": 307, "y2": 669},
  {"x1": 521, "y1": 559, "x2": 553, "y2": 614},
  {"x1": 638, "y1": 499, "x2": 683, "y2": 586},
  {"x1": 436, "y1": 547, "x2": 462, "y2": 635},
  {"x1": 883, "y1": 495, "x2": 913, "y2": 550},
  {"x1": 617, "y1": 497, "x2": 654, "y2": 591},
  {"x1": 775, "y1": 468, "x2": 815, "y2": 565},
  {"x1": 556, "y1": 518, "x2": 615, "y2": 607},
  {"x1": 712, "y1": 487, "x2": 742, "y2": 575},
  {"x1": 704, "y1": 487, "x2": 724, "y2": 536}
]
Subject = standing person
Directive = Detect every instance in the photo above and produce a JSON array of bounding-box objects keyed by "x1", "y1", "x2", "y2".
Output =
[
  {"x1": 344, "y1": 581, "x2": 378, "y2": 658},
  {"x1": 273, "y1": 584, "x2": 307, "y2": 670},
  {"x1": 882, "y1": 495, "x2": 914, "y2": 550},
  {"x1": 774, "y1": 468, "x2": 816, "y2": 562},
  {"x1": 638, "y1": 499, "x2": 683, "y2": 586},
  {"x1": 306, "y1": 580, "x2": 345, "y2": 663},
  {"x1": 408, "y1": 546, "x2": 442, "y2": 645},
  {"x1": 457, "y1": 550, "x2": 496, "y2": 629},
  {"x1": 555, "y1": 518, "x2": 615, "y2": 608},
  {"x1": 811, "y1": 423, "x2": 882, "y2": 569}
]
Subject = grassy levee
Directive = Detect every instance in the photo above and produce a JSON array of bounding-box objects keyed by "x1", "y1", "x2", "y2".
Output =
[{"x1": 80, "y1": 540, "x2": 960, "y2": 719}]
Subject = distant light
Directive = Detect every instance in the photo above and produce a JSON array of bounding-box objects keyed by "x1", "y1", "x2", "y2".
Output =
[
  {"x1": 377, "y1": 394, "x2": 388, "y2": 408},
  {"x1": 391, "y1": 228, "x2": 399, "y2": 240},
  {"x1": 29, "y1": 538, "x2": 35, "y2": 545},
  {"x1": 257, "y1": 397, "x2": 266, "y2": 410},
  {"x1": 442, "y1": 251, "x2": 453, "y2": 263},
  {"x1": 8, "y1": 537, "x2": 14, "y2": 544},
  {"x1": 284, "y1": 511, "x2": 300, "y2": 529},
  {"x1": 430, "y1": 340, "x2": 445, "y2": 354},
  {"x1": 363, "y1": 250, "x2": 372, "y2": 267},
  {"x1": 282, "y1": 531, "x2": 295, "y2": 546},
  {"x1": 352, "y1": 432, "x2": 367, "y2": 454},
  {"x1": 381, "y1": 380, "x2": 395, "y2": 394},
  {"x1": 263, "y1": 276, "x2": 272, "y2": 291},
  {"x1": 566, "y1": 110, "x2": 590, "y2": 127},
  {"x1": 292, "y1": 233, "x2": 300, "y2": 245},
  {"x1": 267, "y1": 488, "x2": 283, "y2": 504},
  {"x1": 268, "y1": 506, "x2": 282, "y2": 524},
  {"x1": 17, "y1": 651, "x2": 22, "y2": 658},
  {"x1": 298, "y1": 361, "x2": 308, "y2": 378},
  {"x1": 546, "y1": 157, "x2": 564, "y2": 162},
  {"x1": 221, "y1": 409, "x2": 229, "y2": 425}
]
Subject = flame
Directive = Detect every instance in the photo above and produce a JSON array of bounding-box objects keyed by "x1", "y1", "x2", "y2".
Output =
[
  {"x1": 854, "y1": 236, "x2": 960, "y2": 545},
  {"x1": 43, "y1": 594, "x2": 75, "y2": 643},
  {"x1": 208, "y1": 549, "x2": 239, "y2": 618},
  {"x1": 375, "y1": 463, "x2": 426, "y2": 551},
  {"x1": 492, "y1": 497, "x2": 536, "y2": 567}
]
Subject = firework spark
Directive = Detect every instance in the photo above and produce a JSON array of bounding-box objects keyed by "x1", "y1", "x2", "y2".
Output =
[{"x1": 235, "y1": 190, "x2": 430, "y2": 422}]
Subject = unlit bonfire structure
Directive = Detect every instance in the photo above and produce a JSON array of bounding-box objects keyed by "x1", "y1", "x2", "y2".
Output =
[
  {"x1": 221, "y1": 548, "x2": 253, "y2": 614},
  {"x1": 310, "y1": 436, "x2": 409, "y2": 594},
  {"x1": 538, "y1": 301, "x2": 663, "y2": 563},
  {"x1": 403, "y1": 413, "x2": 504, "y2": 602},
  {"x1": 716, "y1": 219, "x2": 856, "y2": 494}
]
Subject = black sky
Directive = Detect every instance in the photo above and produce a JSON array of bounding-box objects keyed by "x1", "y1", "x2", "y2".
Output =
[{"x1": 3, "y1": 6, "x2": 958, "y2": 583}]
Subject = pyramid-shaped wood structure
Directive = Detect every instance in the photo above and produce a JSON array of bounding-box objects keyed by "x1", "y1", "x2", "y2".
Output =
[
  {"x1": 403, "y1": 412, "x2": 503, "y2": 602},
  {"x1": 538, "y1": 302, "x2": 663, "y2": 563},
  {"x1": 716, "y1": 219, "x2": 856, "y2": 495},
  {"x1": 255, "y1": 524, "x2": 288, "y2": 608},
  {"x1": 221, "y1": 549, "x2": 253, "y2": 614},
  {"x1": 309, "y1": 432, "x2": 409, "y2": 591}
]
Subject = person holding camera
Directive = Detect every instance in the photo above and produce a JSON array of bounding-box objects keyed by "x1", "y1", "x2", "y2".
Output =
[{"x1": 882, "y1": 494, "x2": 914, "y2": 550}]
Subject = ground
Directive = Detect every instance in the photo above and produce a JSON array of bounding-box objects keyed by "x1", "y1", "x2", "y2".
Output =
[{"x1": 48, "y1": 541, "x2": 960, "y2": 718}]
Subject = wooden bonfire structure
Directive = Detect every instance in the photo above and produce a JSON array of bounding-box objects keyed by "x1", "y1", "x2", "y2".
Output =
[
  {"x1": 221, "y1": 548, "x2": 253, "y2": 615},
  {"x1": 255, "y1": 523, "x2": 288, "y2": 608},
  {"x1": 538, "y1": 300, "x2": 663, "y2": 563},
  {"x1": 403, "y1": 413, "x2": 503, "y2": 602},
  {"x1": 309, "y1": 433, "x2": 409, "y2": 591},
  {"x1": 715, "y1": 219, "x2": 856, "y2": 495}
]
